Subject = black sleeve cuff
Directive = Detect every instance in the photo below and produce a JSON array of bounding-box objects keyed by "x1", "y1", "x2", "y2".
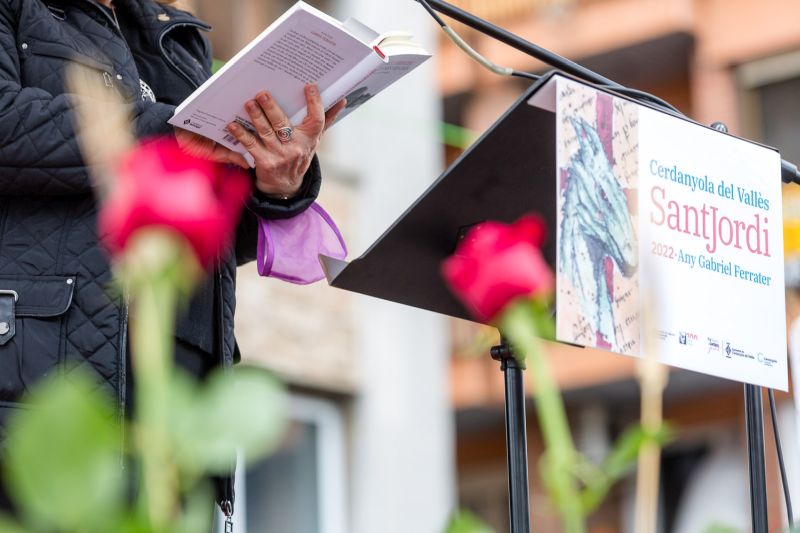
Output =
[{"x1": 247, "y1": 155, "x2": 322, "y2": 220}]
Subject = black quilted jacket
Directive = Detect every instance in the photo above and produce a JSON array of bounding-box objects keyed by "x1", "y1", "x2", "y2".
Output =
[{"x1": 0, "y1": 0, "x2": 321, "y2": 434}]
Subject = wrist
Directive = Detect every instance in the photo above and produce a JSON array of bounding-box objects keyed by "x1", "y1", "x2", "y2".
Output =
[
  {"x1": 256, "y1": 176, "x2": 302, "y2": 200},
  {"x1": 262, "y1": 192, "x2": 292, "y2": 201},
  {"x1": 258, "y1": 185, "x2": 300, "y2": 201}
]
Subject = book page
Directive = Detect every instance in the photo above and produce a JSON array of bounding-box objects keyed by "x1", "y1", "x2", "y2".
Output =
[
  {"x1": 290, "y1": 52, "x2": 383, "y2": 124},
  {"x1": 169, "y1": 3, "x2": 373, "y2": 163},
  {"x1": 330, "y1": 45, "x2": 431, "y2": 124}
]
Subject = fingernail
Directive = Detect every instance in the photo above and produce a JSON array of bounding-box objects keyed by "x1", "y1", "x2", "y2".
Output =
[
  {"x1": 258, "y1": 92, "x2": 270, "y2": 103},
  {"x1": 308, "y1": 84, "x2": 318, "y2": 95},
  {"x1": 228, "y1": 123, "x2": 239, "y2": 132},
  {"x1": 246, "y1": 101, "x2": 258, "y2": 111}
]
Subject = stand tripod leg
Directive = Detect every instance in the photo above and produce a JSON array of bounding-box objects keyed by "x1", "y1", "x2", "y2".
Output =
[
  {"x1": 744, "y1": 384, "x2": 769, "y2": 533},
  {"x1": 492, "y1": 342, "x2": 531, "y2": 533}
]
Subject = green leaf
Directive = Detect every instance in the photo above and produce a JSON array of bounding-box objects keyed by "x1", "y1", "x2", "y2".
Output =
[
  {"x1": 444, "y1": 510, "x2": 494, "y2": 533},
  {"x1": 167, "y1": 366, "x2": 287, "y2": 474},
  {"x1": 4, "y1": 373, "x2": 125, "y2": 532},
  {"x1": 526, "y1": 298, "x2": 556, "y2": 341},
  {"x1": 112, "y1": 515, "x2": 154, "y2": 533},
  {"x1": 0, "y1": 513, "x2": 26, "y2": 533},
  {"x1": 173, "y1": 482, "x2": 214, "y2": 533},
  {"x1": 605, "y1": 424, "x2": 672, "y2": 478},
  {"x1": 579, "y1": 423, "x2": 673, "y2": 514},
  {"x1": 112, "y1": 511, "x2": 166, "y2": 533}
]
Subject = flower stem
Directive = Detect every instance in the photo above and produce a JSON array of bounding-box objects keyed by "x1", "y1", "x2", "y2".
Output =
[
  {"x1": 501, "y1": 301, "x2": 585, "y2": 533},
  {"x1": 130, "y1": 259, "x2": 180, "y2": 528}
]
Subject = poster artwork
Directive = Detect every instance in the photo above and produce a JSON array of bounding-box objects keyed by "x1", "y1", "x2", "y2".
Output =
[
  {"x1": 556, "y1": 81, "x2": 641, "y2": 355},
  {"x1": 551, "y1": 75, "x2": 786, "y2": 390}
]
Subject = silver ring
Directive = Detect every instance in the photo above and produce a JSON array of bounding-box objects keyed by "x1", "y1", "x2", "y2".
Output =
[{"x1": 276, "y1": 126, "x2": 293, "y2": 143}]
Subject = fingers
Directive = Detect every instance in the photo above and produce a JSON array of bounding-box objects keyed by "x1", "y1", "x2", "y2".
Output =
[
  {"x1": 225, "y1": 89, "x2": 327, "y2": 198},
  {"x1": 299, "y1": 84, "x2": 325, "y2": 136},
  {"x1": 245, "y1": 99, "x2": 278, "y2": 147},
  {"x1": 175, "y1": 128, "x2": 250, "y2": 169},
  {"x1": 255, "y1": 91, "x2": 292, "y2": 138},
  {"x1": 323, "y1": 98, "x2": 347, "y2": 132},
  {"x1": 227, "y1": 122, "x2": 261, "y2": 157}
]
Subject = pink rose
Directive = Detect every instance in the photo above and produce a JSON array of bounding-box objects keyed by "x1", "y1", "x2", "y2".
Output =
[
  {"x1": 442, "y1": 215, "x2": 554, "y2": 322},
  {"x1": 99, "y1": 138, "x2": 251, "y2": 269}
]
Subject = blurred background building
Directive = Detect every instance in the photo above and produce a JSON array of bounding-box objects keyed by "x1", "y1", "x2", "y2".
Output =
[{"x1": 181, "y1": 0, "x2": 800, "y2": 532}]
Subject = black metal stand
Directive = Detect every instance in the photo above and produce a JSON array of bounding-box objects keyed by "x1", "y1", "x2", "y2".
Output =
[
  {"x1": 708, "y1": 123, "x2": 770, "y2": 533},
  {"x1": 745, "y1": 385, "x2": 769, "y2": 533},
  {"x1": 415, "y1": 1, "x2": 787, "y2": 529},
  {"x1": 491, "y1": 341, "x2": 531, "y2": 533}
]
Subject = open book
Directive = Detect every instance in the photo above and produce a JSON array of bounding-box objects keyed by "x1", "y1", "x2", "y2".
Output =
[{"x1": 169, "y1": 1, "x2": 431, "y2": 166}]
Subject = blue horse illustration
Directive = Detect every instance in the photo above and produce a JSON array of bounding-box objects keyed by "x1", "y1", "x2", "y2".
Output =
[{"x1": 560, "y1": 117, "x2": 638, "y2": 350}]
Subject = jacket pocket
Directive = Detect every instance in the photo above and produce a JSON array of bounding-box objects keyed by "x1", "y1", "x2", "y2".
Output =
[{"x1": 0, "y1": 275, "x2": 75, "y2": 402}]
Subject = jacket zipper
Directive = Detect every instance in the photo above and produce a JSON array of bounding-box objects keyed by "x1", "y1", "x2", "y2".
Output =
[
  {"x1": 158, "y1": 18, "x2": 233, "y2": 375},
  {"x1": 159, "y1": 18, "x2": 235, "y2": 508},
  {"x1": 78, "y1": 0, "x2": 124, "y2": 39},
  {"x1": 158, "y1": 22, "x2": 211, "y2": 90},
  {"x1": 77, "y1": 1, "x2": 210, "y2": 91},
  {"x1": 74, "y1": 0, "x2": 131, "y2": 94},
  {"x1": 118, "y1": 286, "x2": 130, "y2": 469}
]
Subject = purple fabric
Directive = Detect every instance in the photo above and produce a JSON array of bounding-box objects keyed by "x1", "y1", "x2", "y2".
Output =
[{"x1": 257, "y1": 202, "x2": 347, "y2": 284}]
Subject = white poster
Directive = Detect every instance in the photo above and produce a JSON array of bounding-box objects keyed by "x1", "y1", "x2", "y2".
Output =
[{"x1": 551, "y1": 76, "x2": 787, "y2": 390}]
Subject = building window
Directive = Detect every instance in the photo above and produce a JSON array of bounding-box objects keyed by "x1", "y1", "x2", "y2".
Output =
[
  {"x1": 738, "y1": 49, "x2": 800, "y2": 162},
  {"x1": 458, "y1": 466, "x2": 509, "y2": 532},
  {"x1": 756, "y1": 76, "x2": 800, "y2": 163},
  {"x1": 242, "y1": 395, "x2": 348, "y2": 533}
]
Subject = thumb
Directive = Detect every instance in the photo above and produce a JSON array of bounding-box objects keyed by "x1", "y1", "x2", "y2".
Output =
[{"x1": 323, "y1": 98, "x2": 347, "y2": 133}]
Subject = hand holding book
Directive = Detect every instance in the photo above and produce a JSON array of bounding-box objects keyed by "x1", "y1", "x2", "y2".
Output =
[
  {"x1": 169, "y1": 1, "x2": 430, "y2": 167},
  {"x1": 225, "y1": 84, "x2": 345, "y2": 198},
  {"x1": 176, "y1": 84, "x2": 345, "y2": 198},
  {"x1": 174, "y1": 129, "x2": 251, "y2": 170}
]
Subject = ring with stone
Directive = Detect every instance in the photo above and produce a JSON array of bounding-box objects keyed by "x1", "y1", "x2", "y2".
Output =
[{"x1": 276, "y1": 126, "x2": 293, "y2": 143}]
